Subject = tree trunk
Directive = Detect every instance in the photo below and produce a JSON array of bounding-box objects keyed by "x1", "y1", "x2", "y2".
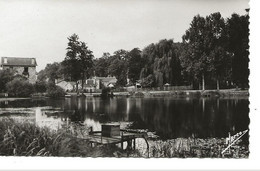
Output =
[
  {"x1": 216, "y1": 79, "x2": 219, "y2": 90},
  {"x1": 76, "y1": 82, "x2": 79, "y2": 94},
  {"x1": 82, "y1": 78, "x2": 84, "y2": 91},
  {"x1": 202, "y1": 74, "x2": 205, "y2": 91},
  {"x1": 81, "y1": 72, "x2": 85, "y2": 94}
]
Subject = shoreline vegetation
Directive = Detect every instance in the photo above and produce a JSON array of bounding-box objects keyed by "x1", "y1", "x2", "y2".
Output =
[
  {"x1": 130, "y1": 89, "x2": 249, "y2": 98},
  {"x1": 0, "y1": 89, "x2": 249, "y2": 101},
  {"x1": 0, "y1": 118, "x2": 249, "y2": 158},
  {"x1": 0, "y1": 89, "x2": 249, "y2": 100}
]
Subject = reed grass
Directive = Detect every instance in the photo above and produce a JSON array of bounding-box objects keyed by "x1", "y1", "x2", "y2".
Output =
[
  {"x1": 0, "y1": 118, "x2": 249, "y2": 158},
  {"x1": 147, "y1": 138, "x2": 249, "y2": 158},
  {"x1": 0, "y1": 118, "x2": 118, "y2": 157}
]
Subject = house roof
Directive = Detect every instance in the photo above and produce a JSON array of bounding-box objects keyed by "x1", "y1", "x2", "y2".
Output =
[
  {"x1": 56, "y1": 80, "x2": 76, "y2": 86},
  {"x1": 95, "y1": 76, "x2": 117, "y2": 83},
  {"x1": 1, "y1": 57, "x2": 37, "y2": 67}
]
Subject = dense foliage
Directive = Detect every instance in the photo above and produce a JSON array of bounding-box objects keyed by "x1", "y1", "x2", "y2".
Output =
[
  {"x1": 37, "y1": 62, "x2": 63, "y2": 83},
  {"x1": 94, "y1": 50, "x2": 128, "y2": 87},
  {"x1": 0, "y1": 69, "x2": 14, "y2": 92},
  {"x1": 93, "y1": 12, "x2": 249, "y2": 89},
  {"x1": 140, "y1": 40, "x2": 183, "y2": 87},
  {"x1": 36, "y1": 12, "x2": 249, "y2": 90},
  {"x1": 227, "y1": 13, "x2": 249, "y2": 89},
  {"x1": 62, "y1": 34, "x2": 94, "y2": 91},
  {"x1": 6, "y1": 77, "x2": 35, "y2": 97},
  {"x1": 181, "y1": 12, "x2": 249, "y2": 90},
  {"x1": 34, "y1": 81, "x2": 47, "y2": 93},
  {"x1": 46, "y1": 83, "x2": 66, "y2": 97}
]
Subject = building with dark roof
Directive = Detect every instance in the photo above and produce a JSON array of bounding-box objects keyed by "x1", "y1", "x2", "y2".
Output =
[
  {"x1": 85, "y1": 76, "x2": 117, "y2": 90},
  {"x1": 0, "y1": 57, "x2": 37, "y2": 84}
]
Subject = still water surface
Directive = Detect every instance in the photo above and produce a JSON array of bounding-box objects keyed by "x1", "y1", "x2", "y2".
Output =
[{"x1": 0, "y1": 97, "x2": 249, "y2": 139}]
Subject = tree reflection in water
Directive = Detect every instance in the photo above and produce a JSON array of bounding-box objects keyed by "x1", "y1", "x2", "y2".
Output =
[{"x1": 0, "y1": 97, "x2": 249, "y2": 140}]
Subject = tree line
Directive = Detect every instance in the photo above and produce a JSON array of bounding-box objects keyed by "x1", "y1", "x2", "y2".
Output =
[
  {"x1": 37, "y1": 11, "x2": 249, "y2": 90},
  {"x1": 0, "y1": 69, "x2": 65, "y2": 97}
]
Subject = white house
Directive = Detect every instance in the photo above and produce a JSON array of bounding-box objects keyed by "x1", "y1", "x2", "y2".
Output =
[{"x1": 56, "y1": 80, "x2": 76, "y2": 92}]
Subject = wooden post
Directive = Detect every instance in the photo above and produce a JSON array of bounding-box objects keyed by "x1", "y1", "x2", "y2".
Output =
[
  {"x1": 121, "y1": 141, "x2": 123, "y2": 150},
  {"x1": 121, "y1": 131, "x2": 124, "y2": 150},
  {"x1": 217, "y1": 79, "x2": 219, "y2": 90},
  {"x1": 89, "y1": 126, "x2": 93, "y2": 135},
  {"x1": 133, "y1": 138, "x2": 136, "y2": 150},
  {"x1": 228, "y1": 132, "x2": 231, "y2": 154},
  {"x1": 143, "y1": 135, "x2": 149, "y2": 158}
]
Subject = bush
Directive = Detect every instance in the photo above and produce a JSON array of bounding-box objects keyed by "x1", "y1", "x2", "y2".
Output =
[
  {"x1": 141, "y1": 74, "x2": 155, "y2": 88},
  {"x1": 6, "y1": 78, "x2": 35, "y2": 97},
  {"x1": 0, "y1": 69, "x2": 14, "y2": 92},
  {"x1": 34, "y1": 81, "x2": 47, "y2": 93},
  {"x1": 46, "y1": 83, "x2": 66, "y2": 97}
]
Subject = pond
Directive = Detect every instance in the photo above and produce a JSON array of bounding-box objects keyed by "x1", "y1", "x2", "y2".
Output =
[{"x1": 0, "y1": 96, "x2": 249, "y2": 140}]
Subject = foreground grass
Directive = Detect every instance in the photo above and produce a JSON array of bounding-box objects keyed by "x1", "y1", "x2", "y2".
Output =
[
  {"x1": 146, "y1": 138, "x2": 249, "y2": 158},
  {"x1": 0, "y1": 118, "x2": 120, "y2": 157},
  {"x1": 0, "y1": 118, "x2": 249, "y2": 158}
]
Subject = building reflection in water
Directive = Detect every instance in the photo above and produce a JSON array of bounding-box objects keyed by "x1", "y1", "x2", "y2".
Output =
[
  {"x1": 35, "y1": 107, "x2": 63, "y2": 130},
  {"x1": 125, "y1": 98, "x2": 130, "y2": 121}
]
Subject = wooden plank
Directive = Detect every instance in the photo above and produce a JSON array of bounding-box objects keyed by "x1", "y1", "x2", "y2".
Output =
[
  {"x1": 86, "y1": 135, "x2": 122, "y2": 144},
  {"x1": 83, "y1": 132, "x2": 145, "y2": 146}
]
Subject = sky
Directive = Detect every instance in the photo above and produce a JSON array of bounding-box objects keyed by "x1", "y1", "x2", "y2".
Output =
[{"x1": 0, "y1": 0, "x2": 249, "y2": 71}]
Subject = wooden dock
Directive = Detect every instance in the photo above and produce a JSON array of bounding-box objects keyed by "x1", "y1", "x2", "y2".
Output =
[{"x1": 85, "y1": 128, "x2": 150, "y2": 157}]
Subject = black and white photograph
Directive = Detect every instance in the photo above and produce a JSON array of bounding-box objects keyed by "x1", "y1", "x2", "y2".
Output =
[{"x1": 0, "y1": 0, "x2": 259, "y2": 170}]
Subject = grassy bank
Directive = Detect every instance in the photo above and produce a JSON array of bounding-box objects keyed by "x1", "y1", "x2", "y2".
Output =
[
  {"x1": 0, "y1": 118, "x2": 249, "y2": 158},
  {"x1": 0, "y1": 97, "x2": 30, "y2": 102},
  {"x1": 0, "y1": 118, "x2": 122, "y2": 157}
]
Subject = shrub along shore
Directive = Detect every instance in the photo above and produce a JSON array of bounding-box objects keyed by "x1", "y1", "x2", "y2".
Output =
[{"x1": 131, "y1": 89, "x2": 249, "y2": 98}]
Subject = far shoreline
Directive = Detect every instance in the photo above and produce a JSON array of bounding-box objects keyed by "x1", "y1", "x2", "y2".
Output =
[
  {"x1": 0, "y1": 89, "x2": 249, "y2": 100},
  {"x1": 0, "y1": 97, "x2": 31, "y2": 102}
]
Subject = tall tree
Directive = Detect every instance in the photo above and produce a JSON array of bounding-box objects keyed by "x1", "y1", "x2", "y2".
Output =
[
  {"x1": 127, "y1": 48, "x2": 143, "y2": 85},
  {"x1": 181, "y1": 15, "x2": 207, "y2": 90},
  {"x1": 62, "y1": 34, "x2": 94, "y2": 92},
  {"x1": 204, "y1": 12, "x2": 231, "y2": 90},
  {"x1": 108, "y1": 50, "x2": 128, "y2": 86},
  {"x1": 94, "y1": 53, "x2": 110, "y2": 77},
  {"x1": 181, "y1": 13, "x2": 231, "y2": 90},
  {"x1": 78, "y1": 41, "x2": 94, "y2": 89},
  {"x1": 140, "y1": 39, "x2": 183, "y2": 87},
  {"x1": 227, "y1": 13, "x2": 249, "y2": 89}
]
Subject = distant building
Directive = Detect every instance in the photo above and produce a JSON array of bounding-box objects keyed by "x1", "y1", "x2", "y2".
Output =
[
  {"x1": 0, "y1": 57, "x2": 37, "y2": 84},
  {"x1": 85, "y1": 76, "x2": 117, "y2": 90},
  {"x1": 84, "y1": 79, "x2": 96, "y2": 91},
  {"x1": 55, "y1": 76, "x2": 117, "y2": 92},
  {"x1": 56, "y1": 80, "x2": 76, "y2": 92}
]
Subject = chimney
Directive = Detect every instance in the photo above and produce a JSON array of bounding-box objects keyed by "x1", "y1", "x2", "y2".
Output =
[{"x1": 31, "y1": 58, "x2": 35, "y2": 65}]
